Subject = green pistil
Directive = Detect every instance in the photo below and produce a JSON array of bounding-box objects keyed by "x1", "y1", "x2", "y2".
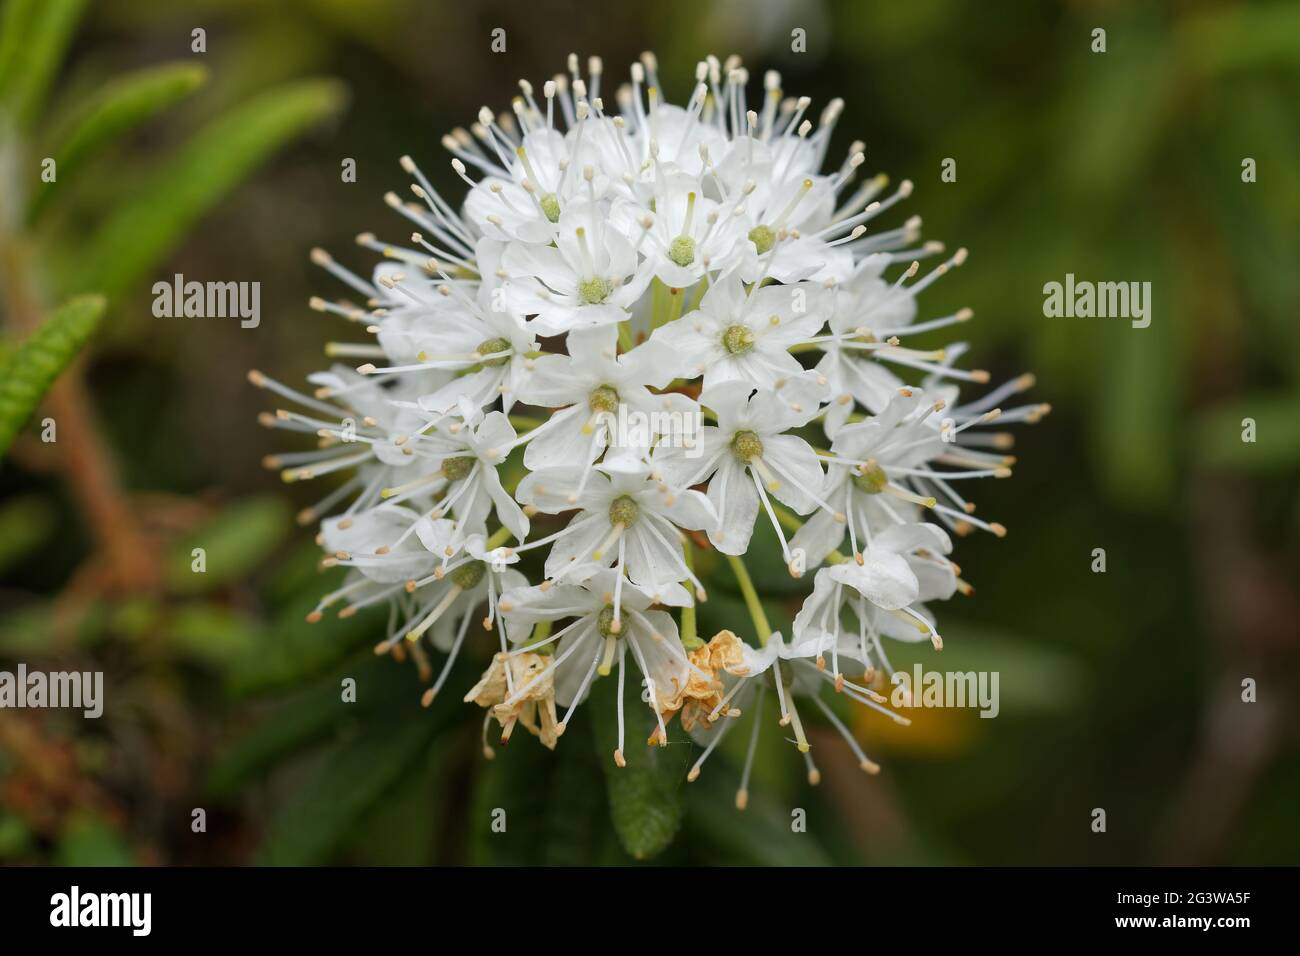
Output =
[
  {"x1": 578, "y1": 276, "x2": 613, "y2": 305},
  {"x1": 669, "y1": 235, "x2": 696, "y2": 267},
  {"x1": 731, "y1": 430, "x2": 763, "y2": 463},
  {"x1": 608, "y1": 495, "x2": 640, "y2": 528},
  {"x1": 442, "y1": 455, "x2": 476, "y2": 481},
  {"x1": 476, "y1": 337, "x2": 512, "y2": 367},
  {"x1": 588, "y1": 385, "x2": 620, "y2": 413},
  {"x1": 540, "y1": 193, "x2": 561, "y2": 223},
  {"x1": 748, "y1": 224, "x2": 775, "y2": 254},
  {"x1": 596, "y1": 605, "x2": 622, "y2": 639},
  {"x1": 852, "y1": 460, "x2": 888, "y2": 494},
  {"x1": 722, "y1": 323, "x2": 755, "y2": 355},
  {"x1": 452, "y1": 560, "x2": 486, "y2": 590}
]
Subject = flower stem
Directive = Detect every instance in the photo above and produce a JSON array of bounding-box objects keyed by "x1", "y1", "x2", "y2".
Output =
[
  {"x1": 508, "y1": 413, "x2": 544, "y2": 433},
  {"x1": 725, "y1": 553, "x2": 772, "y2": 647},
  {"x1": 680, "y1": 538, "x2": 701, "y2": 648}
]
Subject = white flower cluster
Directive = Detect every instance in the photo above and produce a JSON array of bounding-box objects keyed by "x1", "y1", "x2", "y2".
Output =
[{"x1": 253, "y1": 53, "x2": 1047, "y2": 804}]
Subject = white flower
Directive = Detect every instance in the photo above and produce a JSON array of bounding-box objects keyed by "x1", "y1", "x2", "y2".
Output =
[
  {"x1": 501, "y1": 202, "x2": 652, "y2": 335},
  {"x1": 359, "y1": 259, "x2": 539, "y2": 416},
  {"x1": 653, "y1": 374, "x2": 831, "y2": 563},
  {"x1": 462, "y1": 125, "x2": 614, "y2": 244},
  {"x1": 256, "y1": 51, "x2": 1045, "y2": 792},
  {"x1": 379, "y1": 402, "x2": 529, "y2": 552},
  {"x1": 792, "y1": 523, "x2": 957, "y2": 684},
  {"x1": 684, "y1": 631, "x2": 908, "y2": 803},
  {"x1": 515, "y1": 464, "x2": 715, "y2": 604},
  {"x1": 516, "y1": 325, "x2": 696, "y2": 472},
  {"x1": 497, "y1": 569, "x2": 697, "y2": 765},
  {"x1": 814, "y1": 248, "x2": 978, "y2": 435},
  {"x1": 647, "y1": 269, "x2": 826, "y2": 390},
  {"x1": 611, "y1": 171, "x2": 746, "y2": 287}
]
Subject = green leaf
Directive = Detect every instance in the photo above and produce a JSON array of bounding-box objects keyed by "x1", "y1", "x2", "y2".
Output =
[
  {"x1": 1194, "y1": 394, "x2": 1300, "y2": 472},
  {"x1": 468, "y1": 715, "x2": 612, "y2": 865},
  {"x1": 0, "y1": 293, "x2": 105, "y2": 458},
  {"x1": 255, "y1": 662, "x2": 463, "y2": 865},
  {"x1": 29, "y1": 62, "x2": 208, "y2": 222},
  {"x1": 1178, "y1": 4, "x2": 1300, "y2": 75},
  {"x1": 56, "y1": 78, "x2": 347, "y2": 299},
  {"x1": 206, "y1": 657, "x2": 394, "y2": 799},
  {"x1": 169, "y1": 604, "x2": 263, "y2": 666},
  {"x1": 589, "y1": 671, "x2": 689, "y2": 860},
  {"x1": 55, "y1": 812, "x2": 133, "y2": 867},
  {"x1": 0, "y1": 0, "x2": 87, "y2": 129},
  {"x1": 166, "y1": 496, "x2": 290, "y2": 594},
  {"x1": 0, "y1": 814, "x2": 34, "y2": 860},
  {"x1": 684, "y1": 770, "x2": 833, "y2": 866},
  {"x1": 225, "y1": 579, "x2": 378, "y2": 698}
]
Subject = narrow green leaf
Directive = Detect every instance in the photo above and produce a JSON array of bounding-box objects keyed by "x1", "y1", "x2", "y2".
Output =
[
  {"x1": 1178, "y1": 4, "x2": 1300, "y2": 75},
  {"x1": 468, "y1": 716, "x2": 611, "y2": 865},
  {"x1": 29, "y1": 62, "x2": 208, "y2": 221},
  {"x1": 56, "y1": 78, "x2": 347, "y2": 299},
  {"x1": 0, "y1": 0, "x2": 87, "y2": 129},
  {"x1": 1194, "y1": 394, "x2": 1300, "y2": 472},
  {"x1": 589, "y1": 672, "x2": 689, "y2": 860},
  {"x1": 255, "y1": 663, "x2": 460, "y2": 866},
  {"x1": 684, "y1": 769, "x2": 833, "y2": 866},
  {"x1": 225, "y1": 577, "x2": 379, "y2": 698},
  {"x1": 206, "y1": 658, "x2": 393, "y2": 799},
  {"x1": 169, "y1": 604, "x2": 263, "y2": 666},
  {"x1": 0, "y1": 814, "x2": 34, "y2": 860},
  {"x1": 55, "y1": 812, "x2": 133, "y2": 867},
  {"x1": 165, "y1": 496, "x2": 291, "y2": 594},
  {"x1": 0, "y1": 293, "x2": 105, "y2": 457}
]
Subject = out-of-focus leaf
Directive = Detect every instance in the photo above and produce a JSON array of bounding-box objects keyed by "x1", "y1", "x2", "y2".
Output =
[
  {"x1": 166, "y1": 496, "x2": 290, "y2": 594},
  {"x1": 345, "y1": 747, "x2": 444, "y2": 865},
  {"x1": 0, "y1": 293, "x2": 105, "y2": 457},
  {"x1": 206, "y1": 657, "x2": 393, "y2": 798},
  {"x1": 1059, "y1": 38, "x2": 1175, "y2": 197},
  {"x1": 0, "y1": 494, "x2": 56, "y2": 576},
  {"x1": 0, "y1": 601, "x2": 110, "y2": 653},
  {"x1": 684, "y1": 768, "x2": 833, "y2": 866},
  {"x1": 469, "y1": 714, "x2": 612, "y2": 866},
  {"x1": 56, "y1": 78, "x2": 346, "y2": 299},
  {"x1": 0, "y1": 0, "x2": 86, "y2": 129},
  {"x1": 29, "y1": 62, "x2": 208, "y2": 221},
  {"x1": 1178, "y1": 4, "x2": 1300, "y2": 75},
  {"x1": 1094, "y1": 235, "x2": 1179, "y2": 507},
  {"x1": 0, "y1": 814, "x2": 33, "y2": 859},
  {"x1": 1194, "y1": 395, "x2": 1300, "y2": 472},
  {"x1": 255, "y1": 663, "x2": 459, "y2": 866},
  {"x1": 55, "y1": 812, "x2": 133, "y2": 866},
  {"x1": 169, "y1": 604, "x2": 263, "y2": 665},
  {"x1": 468, "y1": 730, "x2": 557, "y2": 866},
  {"x1": 589, "y1": 672, "x2": 689, "y2": 860},
  {"x1": 225, "y1": 581, "x2": 377, "y2": 697}
]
